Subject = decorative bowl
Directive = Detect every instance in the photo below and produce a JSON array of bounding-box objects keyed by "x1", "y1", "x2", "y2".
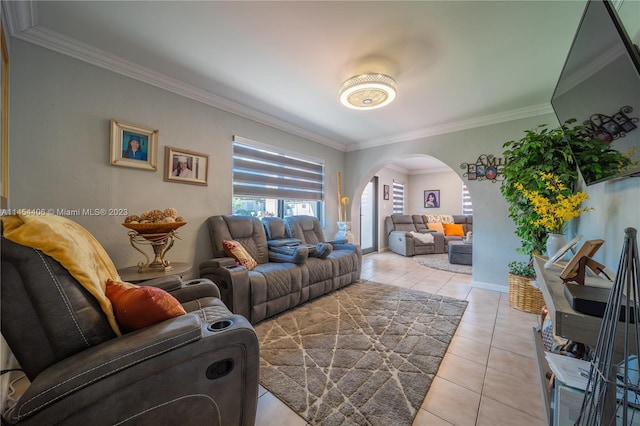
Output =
[{"x1": 122, "y1": 222, "x2": 187, "y2": 234}]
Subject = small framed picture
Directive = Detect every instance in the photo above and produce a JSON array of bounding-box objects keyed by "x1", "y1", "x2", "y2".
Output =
[
  {"x1": 164, "y1": 146, "x2": 209, "y2": 186},
  {"x1": 424, "y1": 190, "x2": 440, "y2": 208},
  {"x1": 110, "y1": 119, "x2": 158, "y2": 171},
  {"x1": 383, "y1": 184, "x2": 390, "y2": 200}
]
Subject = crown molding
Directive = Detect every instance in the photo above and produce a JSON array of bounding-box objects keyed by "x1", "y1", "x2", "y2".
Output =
[
  {"x1": 7, "y1": 0, "x2": 555, "y2": 155},
  {"x1": 346, "y1": 103, "x2": 554, "y2": 152}
]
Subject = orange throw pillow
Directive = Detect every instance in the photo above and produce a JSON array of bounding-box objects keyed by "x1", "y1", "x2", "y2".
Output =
[
  {"x1": 222, "y1": 239, "x2": 258, "y2": 270},
  {"x1": 443, "y1": 223, "x2": 465, "y2": 237},
  {"x1": 427, "y1": 222, "x2": 445, "y2": 234},
  {"x1": 106, "y1": 280, "x2": 186, "y2": 333}
]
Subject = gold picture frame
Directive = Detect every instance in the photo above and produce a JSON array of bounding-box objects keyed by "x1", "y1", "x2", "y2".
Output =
[
  {"x1": 1, "y1": 22, "x2": 9, "y2": 208},
  {"x1": 110, "y1": 119, "x2": 158, "y2": 171},
  {"x1": 164, "y1": 146, "x2": 209, "y2": 186}
]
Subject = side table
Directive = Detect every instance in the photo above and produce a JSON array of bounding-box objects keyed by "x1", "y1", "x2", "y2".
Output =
[{"x1": 117, "y1": 262, "x2": 192, "y2": 283}]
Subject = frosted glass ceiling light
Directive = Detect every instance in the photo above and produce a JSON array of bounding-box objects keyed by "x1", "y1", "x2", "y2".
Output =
[{"x1": 339, "y1": 73, "x2": 397, "y2": 110}]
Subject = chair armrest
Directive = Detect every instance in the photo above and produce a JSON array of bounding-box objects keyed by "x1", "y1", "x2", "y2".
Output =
[
  {"x1": 199, "y1": 261, "x2": 251, "y2": 319},
  {"x1": 7, "y1": 314, "x2": 203, "y2": 423},
  {"x1": 141, "y1": 275, "x2": 184, "y2": 291},
  {"x1": 200, "y1": 257, "x2": 237, "y2": 269},
  {"x1": 167, "y1": 278, "x2": 221, "y2": 302}
]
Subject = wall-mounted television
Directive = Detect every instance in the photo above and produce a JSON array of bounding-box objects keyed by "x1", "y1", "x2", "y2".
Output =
[{"x1": 551, "y1": 0, "x2": 640, "y2": 185}]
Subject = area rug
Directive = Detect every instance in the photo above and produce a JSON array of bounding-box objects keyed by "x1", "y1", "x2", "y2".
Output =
[
  {"x1": 254, "y1": 281, "x2": 468, "y2": 426},
  {"x1": 413, "y1": 253, "x2": 472, "y2": 275}
]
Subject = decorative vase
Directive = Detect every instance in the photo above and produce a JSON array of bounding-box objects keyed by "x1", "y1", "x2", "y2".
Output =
[
  {"x1": 546, "y1": 233, "x2": 567, "y2": 259},
  {"x1": 335, "y1": 221, "x2": 355, "y2": 243}
]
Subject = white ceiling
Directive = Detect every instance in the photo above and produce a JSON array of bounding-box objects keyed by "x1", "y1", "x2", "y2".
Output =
[{"x1": 4, "y1": 0, "x2": 589, "y2": 171}]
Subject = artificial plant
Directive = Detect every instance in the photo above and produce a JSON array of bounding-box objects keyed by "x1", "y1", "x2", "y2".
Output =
[{"x1": 501, "y1": 120, "x2": 632, "y2": 256}]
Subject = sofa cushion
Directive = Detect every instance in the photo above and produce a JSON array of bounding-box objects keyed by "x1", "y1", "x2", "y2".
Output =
[
  {"x1": 222, "y1": 239, "x2": 258, "y2": 270},
  {"x1": 443, "y1": 223, "x2": 465, "y2": 237}
]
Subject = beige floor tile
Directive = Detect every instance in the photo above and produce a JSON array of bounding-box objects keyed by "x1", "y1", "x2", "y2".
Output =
[
  {"x1": 410, "y1": 280, "x2": 445, "y2": 294},
  {"x1": 436, "y1": 352, "x2": 487, "y2": 393},
  {"x1": 412, "y1": 408, "x2": 454, "y2": 425},
  {"x1": 461, "y1": 309, "x2": 497, "y2": 330},
  {"x1": 447, "y1": 334, "x2": 492, "y2": 366},
  {"x1": 476, "y1": 395, "x2": 545, "y2": 426},
  {"x1": 255, "y1": 392, "x2": 307, "y2": 426},
  {"x1": 491, "y1": 327, "x2": 536, "y2": 359},
  {"x1": 454, "y1": 320, "x2": 494, "y2": 344},
  {"x1": 421, "y1": 377, "x2": 481, "y2": 426},
  {"x1": 482, "y1": 367, "x2": 544, "y2": 419},
  {"x1": 487, "y1": 346, "x2": 540, "y2": 384},
  {"x1": 437, "y1": 285, "x2": 472, "y2": 300}
]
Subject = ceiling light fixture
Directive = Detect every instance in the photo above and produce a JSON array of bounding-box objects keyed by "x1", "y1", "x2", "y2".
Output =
[{"x1": 338, "y1": 73, "x2": 397, "y2": 110}]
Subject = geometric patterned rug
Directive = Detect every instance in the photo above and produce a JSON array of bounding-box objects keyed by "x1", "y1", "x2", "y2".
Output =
[{"x1": 255, "y1": 281, "x2": 468, "y2": 426}]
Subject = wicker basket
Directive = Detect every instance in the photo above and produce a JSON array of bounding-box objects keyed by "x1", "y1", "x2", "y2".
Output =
[{"x1": 508, "y1": 273, "x2": 545, "y2": 314}]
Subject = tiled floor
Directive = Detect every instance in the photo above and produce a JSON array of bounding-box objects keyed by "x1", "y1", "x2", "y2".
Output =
[{"x1": 255, "y1": 251, "x2": 545, "y2": 426}]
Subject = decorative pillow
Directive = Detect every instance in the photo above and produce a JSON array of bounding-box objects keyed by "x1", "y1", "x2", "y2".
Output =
[
  {"x1": 425, "y1": 214, "x2": 455, "y2": 224},
  {"x1": 443, "y1": 223, "x2": 465, "y2": 237},
  {"x1": 222, "y1": 239, "x2": 258, "y2": 270},
  {"x1": 105, "y1": 280, "x2": 186, "y2": 333},
  {"x1": 427, "y1": 222, "x2": 445, "y2": 233}
]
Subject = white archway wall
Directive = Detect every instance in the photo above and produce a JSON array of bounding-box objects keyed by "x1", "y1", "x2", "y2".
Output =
[{"x1": 345, "y1": 113, "x2": 559, "y2": 290}]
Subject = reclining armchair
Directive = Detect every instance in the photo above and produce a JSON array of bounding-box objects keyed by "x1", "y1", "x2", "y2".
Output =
[{"x1": 1, "y1": 219, "x2": 259, "y2": 425}]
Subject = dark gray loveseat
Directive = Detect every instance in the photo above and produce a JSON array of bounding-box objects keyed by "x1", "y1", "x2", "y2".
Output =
[{"x1": 199, "y1": 215, "x2": 361, "y2": 324}]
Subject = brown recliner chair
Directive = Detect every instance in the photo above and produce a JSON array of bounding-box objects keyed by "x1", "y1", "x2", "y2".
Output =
[{"x1": 1, "y1": 228, "x2": 259, "y2": 425}]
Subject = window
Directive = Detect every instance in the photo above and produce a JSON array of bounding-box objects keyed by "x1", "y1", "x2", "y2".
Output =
[
  {"x1": 462, "y1": 184, "x2": 473, "y2": 214},
  {"x1": 392, "y1": 181, "x2": 404, "y2": 214},
  {"x1": 232, "y1": 136, "x2": 324, "y2": 221}
]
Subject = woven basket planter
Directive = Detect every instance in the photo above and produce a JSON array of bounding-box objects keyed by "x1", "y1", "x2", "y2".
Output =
[{"x1": 508, "y1": 273, "x2": 545, "y2": 314}]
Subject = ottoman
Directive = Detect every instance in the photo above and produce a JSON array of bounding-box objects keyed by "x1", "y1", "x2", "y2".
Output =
[{"x1": 448, "y1": 241, "x2": 472, "y2": 265}]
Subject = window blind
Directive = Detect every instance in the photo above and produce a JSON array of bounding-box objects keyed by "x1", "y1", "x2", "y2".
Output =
[
  {"x1": 392, "y1": 181, "x2": 404, "y2": 214},
  {"x1": 232, "y1": 137, "x2": 324, "y2": 201},
  {"x1": 462, "y1": 184, "x2": 473, "y2": 214}
]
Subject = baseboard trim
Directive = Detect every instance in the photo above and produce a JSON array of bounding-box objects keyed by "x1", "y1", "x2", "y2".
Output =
[{"x1": 471, "y1": 280, "x2": 508, "y2": 293}]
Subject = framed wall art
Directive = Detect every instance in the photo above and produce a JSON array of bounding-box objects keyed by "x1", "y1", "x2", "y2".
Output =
[
  {"x1": 383, "y1": 184, "x2": 390, "y2": 200},
  {"x1": 110, "y1": 119, "x2": 158, "y2": 171},
  {"x1": 424, "y1": 190, "x2": 440, "y2": 208},
  {"x1": 164, "y1": 146, "x2": 209, "y2": 186}
]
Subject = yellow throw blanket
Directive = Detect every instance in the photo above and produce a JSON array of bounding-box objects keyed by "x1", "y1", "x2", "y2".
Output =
[{"x1": 2, "y1": 213, "x2": 122, "y2": 335}]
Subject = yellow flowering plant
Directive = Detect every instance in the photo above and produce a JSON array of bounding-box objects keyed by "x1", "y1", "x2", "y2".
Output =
[{"x1": 515, "y1": 172, "x2": 592, "y2": 235}]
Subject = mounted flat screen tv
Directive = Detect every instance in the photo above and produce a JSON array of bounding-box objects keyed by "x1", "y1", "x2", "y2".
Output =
[{"x1": 551, "y1": 0, "x2": 640, "y2": 185}]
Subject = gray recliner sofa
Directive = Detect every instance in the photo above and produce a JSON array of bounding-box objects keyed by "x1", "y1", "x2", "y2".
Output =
[
  {"x1": 199, "y1": 215, "x2": 361, "y2": 324},
  {"x1": 1, "y1": 224, "x2": 259, "y2": 426},
  {"x1": 385, "y1": 214, "x2": 473, "y2": 257}
]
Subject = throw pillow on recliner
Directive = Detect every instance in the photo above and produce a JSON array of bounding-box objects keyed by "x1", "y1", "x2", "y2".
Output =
[
  {"x1": 106, "y1": 280, "x2": 186, "y2": 333},
  {"x1": 222, "y1": 239, "x2": 258, "y2": 270},
  {"x1": 427, "y1": 222, "x2": 445, "y2": 234}
]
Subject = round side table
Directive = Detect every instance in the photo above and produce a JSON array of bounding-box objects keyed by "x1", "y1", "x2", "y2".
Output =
[{"x1": 117, "y1": 262, "x2": 192, "y2": 283}]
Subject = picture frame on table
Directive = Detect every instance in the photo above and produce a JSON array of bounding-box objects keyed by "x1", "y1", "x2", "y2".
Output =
[
  {"x1": 164, "y1": 146, "x2": 209, "y2": 186},
  {"x1": 424, "y1": 190, "x2": 440, "y2": 208},
  {"x1": 110, "y1": 119, "x2": 158, "y2": 171}
]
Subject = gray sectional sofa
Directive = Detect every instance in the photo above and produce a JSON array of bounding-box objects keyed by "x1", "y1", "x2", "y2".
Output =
[
  {"x1": 199, "y1": 215, "x2": 361, "y2": 324},
  {"x1": 385, "y1": 214, "x2": 473, "y2": 257}
]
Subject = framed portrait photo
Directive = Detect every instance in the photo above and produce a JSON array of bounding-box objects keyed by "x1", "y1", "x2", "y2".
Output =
[
  {"x1": 383, "y1": 184, "x2": 390, "y2": 200},
  {"x1": 110, "y1": 119, "x2": 158, "y2": 171},
  {"x1": 424, "y1": 189, "x2": 440, "y2": 208},
  {"x1": 165, "y1": 146, "x2": 209, "y2": 186}
]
